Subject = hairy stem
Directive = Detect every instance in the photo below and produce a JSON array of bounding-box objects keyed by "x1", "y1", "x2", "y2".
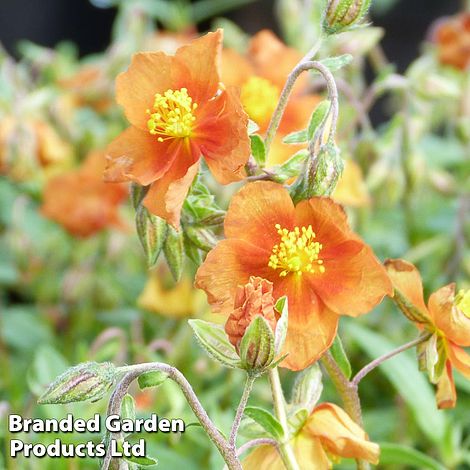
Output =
[
  {"x1": 229, "y1": 374, "x2": 255, "y2": 447},
  {"x1": 237, "y1": 437, "x2": 278, "y2": 456},
  {"x1": 352, "y1": 333, "x2": 432, "y2": 387},
  {"x1": 104, "y1": 363, "x2": 242, "y2": 470},
  {"x1": 268, "y1": 368, "x2": 300, "y2": 470}
]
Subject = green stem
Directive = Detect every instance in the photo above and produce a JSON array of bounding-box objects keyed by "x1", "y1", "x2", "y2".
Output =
[
  {"x1": 229, "y1": 374, "x2": 255, "y2": 447},
  {"x1": 321, "y1": 352, "x2": 369, "y2": 470},
  {"x1": 268, "y1": 368, "x2": 300, "y2": 470}
]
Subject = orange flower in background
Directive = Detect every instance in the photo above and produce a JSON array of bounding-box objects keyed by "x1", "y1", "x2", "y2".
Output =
[
  {"x1": 225, "y1": 276, "x2": 278, "y2": 351},
  {"x1": 385, "y1": 259, "x2": 470, "y2": 409},
  {"x1": 42, "y1": 151, "x2": 128, "y2": 238},
  {"x1": 243, "y1": 402, "x2": 380, "y2": 469},
  {"x1": 195, "y1": 182, "x2": 392, "y2": 370},
  {"x1": 221, "y1": 30, "x2": 320, "y2": 166},
  {"x1": 332, "y1": 160, "x2": 371, "y2": 208},
  {"x1": 433, "y1": 12, "x2": 470, "y2": 70},
  {"x1": 105, "y1": 30, "x2": 250, "y2": 227}
]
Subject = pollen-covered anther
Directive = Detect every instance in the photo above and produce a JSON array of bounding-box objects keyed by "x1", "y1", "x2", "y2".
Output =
[
  {"x1": 146, "y1": 88, "x2": 197, "y2": 142},
  {"x1": 241, "y1": 76, "x2": 280, "y2": 125},
  {"x1": 268, "y1": 224, "x2": 325, "y2": 277}
]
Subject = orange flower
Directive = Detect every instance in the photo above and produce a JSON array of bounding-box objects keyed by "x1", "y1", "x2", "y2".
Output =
[
  {"x1": 385, "y1": 259, "x2": 470, "y2": 408},
  {"x1": 42, "y1": 151, "x2": 128, "y2": 238},
  {"x1": 243, "y1": 402, "x2": 380, "y2": 469},
  {"x1": 105, "y1": 30, "x2": 250, "y2": 227},
  {"x1": 195, "y1": 182, "x2": 391, "y2": 370},
  {"x1": 433, "y1": 12, "x2": 470, "y2": 70},
  {"x1": 225, "y1": 276, "x2": 278, "y2": 351},
  {"x1": 221, "y1": 30, "x2": 320, "y2": 166}
]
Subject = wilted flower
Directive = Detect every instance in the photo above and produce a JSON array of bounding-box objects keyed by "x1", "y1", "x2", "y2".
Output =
[
  {"x1": 385, "y1": 259, "x2": 470, "y2": 408},
  {"x1": 196, "y1": 182, "x2": 391, "y2": 370},
  {"x1": 244, "y1": 402, "x2": 380, "y2": 469},
  {"x1": 42, "y1": 151, "x2": 128, "y2": 237},
  {"x1": 105, "y1": 29, "x2": 250, "y2": 227},
  {"x1": 221, "y1": 30, "x2": 320, "y2": 166},
  {"x1": 225, "y1": 276, "x2": 278, "y2": 351},
  {"x1": 432, "y1": 12, "x2": 470, "y2": 71}
]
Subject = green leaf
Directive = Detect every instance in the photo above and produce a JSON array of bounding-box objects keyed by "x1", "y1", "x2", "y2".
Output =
[
  {"x1": 347, "y1": 322, "x2": 447, "y2": 444},
  {"x1": 274, "y1": 149, "x2": 309, "y2": 182},
  {"x1": 379, "y1": 443, "x2": 446, "y2": 470},
  {"x1": 316, "y1": 54, "x2": 353, "y2": 72},
  {"x1": 188, "y1": 320, "x2": 241, "y2": 368},
  {"x1": 282, "y1": 130, "x2": 308, "y2": 145},
  {"x1": 290, "y1": 364, "x2": 323, "y2": 413},
  {"x1": 329, "y1": 336, "x2": 352, "y2": 379},
  {"x1": 244, "y1": 406, "x2": 284, "y2": 440},
  {"x1": 138, "y1": 371, "x2": 168, "y2": 390},
  {"x1": 307, "y1": 100, "x2": 331, "y2": 141},
  {"x1": 274, "y1": 296, "x2": 288, "y2": 356},
  {"x1": 250, "y1": 134, "x2": 266, "y2": 166},
  {"x1": 121, "y1": 394, "x2": 136, "y2": 421},
  {"x1": 117, "y1": 440, "x2": 158, "y2": 467}
]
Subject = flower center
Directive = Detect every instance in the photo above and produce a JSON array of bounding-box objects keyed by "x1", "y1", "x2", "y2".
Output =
[
  {"x1": 241, "y1": 77, "x2": 280, "y2": 125},
  {"x1": 268, "y1": 224, "x2": 325, "y2": 277},
  {"x1": 456, "y1": 289, "x2": 470, "y2": 318},
  {"x1": 147, "y1": 88, "x2": 197, "y2": 142}
]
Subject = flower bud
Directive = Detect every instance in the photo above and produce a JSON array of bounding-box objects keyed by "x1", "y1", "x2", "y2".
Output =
[
  {"x1": 225, "y1": 277, "x2": 277, "y2": 352},
  {"x1": 324, "y1": 0, "x2": 372, "y2": 35},
  {"x1": 163, "y1": 225, "x2": 185, "y2": 282},
  {"x1": 38, "y1": 362, "x2": 117, "y2": 405},
  {"x1": 136, "y1": 206, "x2": 168, "y2": 268}
]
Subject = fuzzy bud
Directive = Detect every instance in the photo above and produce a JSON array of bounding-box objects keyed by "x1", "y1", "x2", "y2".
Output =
[
  {"x1": 225, "y1": 277, "x2": 277, "y2": 352},
  {"x1": 38, "y1": 362, "x2": 117, "y2": 405},
  {"x1": 324, "y1": 0, "x2": 372, "y2": 34}
]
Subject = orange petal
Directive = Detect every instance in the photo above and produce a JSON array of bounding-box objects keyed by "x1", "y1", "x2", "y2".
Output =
[
  {"x1": 196, "y1": 87, "x2": 250, "y2": 184},
  {"x1": 174, "y1": 30, "x2": 223, "y2": 103},
  {"x1": 309, "y1": 243, "x2": 392, "y2": 317},
  {"x1": 242, "y1": 445, "x2": 284, "y2": 470},
  {"x1": 447, "y1": 342, "x2": 470, "y2": 379},
  {"x1": 116, "y1": 52, "x2": 185, "y2": 130},
  {"x1": 195, "y1": 239, "x2": 271, "y2": 316},
  {"x1": 275, "y1": 275, "x2": 339, "y2": 371},
  {"x1": 143, "y1": 142, "x2": 200, "y2": 227},
  {"x1": 384, "y1": 259, "x2": 430, "y2": 318},
  {"x1": 266, "y1": 135, "x2": 303, "y2": 168},
  {"x1": 428, "y1": 284, "x2": 470, "y2": 347},
  {"x1": 221, "y1": 48, "x2": 254, "y2": 88},
  {"x1": 305, "y1": 403, "x2": 380, "y2": 464},
  {"x1": 104, "y1": 126, "x2": 176, "y2": 185},
  {"x1": 249, "y1": 30, "x2": 304, "y2": 91},
  {"x1": 224, "y1": 181, "x2": 296, "y2": 248},
  {"x1": 436, "y1": 360, "x2": 456, "y2": 409}
]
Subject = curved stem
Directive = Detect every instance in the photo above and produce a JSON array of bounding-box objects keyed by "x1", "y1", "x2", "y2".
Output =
[
  {"x1": 229, "y1": 374, "x2": 255, "y2": 447},
  {"x1": 106, "y1": 363, "x2": 242, "y2": 470},
  {"x1": 352, "y1": 333, "x2": 431, "y2": 387},
  {"x1": 237, "y1": 438, "x2": 278, "y2": 456},
  {"x1": 268, "y1": 368, "x2": 300, "y2": 470}
]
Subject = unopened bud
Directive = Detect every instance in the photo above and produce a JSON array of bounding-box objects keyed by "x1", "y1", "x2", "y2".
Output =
[
  {"x1": 185, "y1": 226, "x2": 218, "y2": 252},
  {"x1": 225, "y1": 277, "x2": 277, "y2": 352},
  {"x1": 38, "y1": 362, "x2": 116, "y2": 405},
  {"x1": 324, "y1": 0, "x2": 372, "y2": 35},
  {"x1": 136, "y1": 206, "x2": 168, "y2": 268},
  {"x1": 163, "y1": 225, "x2": 185, "y2": 282}
]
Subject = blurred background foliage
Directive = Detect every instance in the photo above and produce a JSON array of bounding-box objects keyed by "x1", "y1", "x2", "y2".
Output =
[{"x1": 0, "y1": 0, "x2": 469, "y2": 469}]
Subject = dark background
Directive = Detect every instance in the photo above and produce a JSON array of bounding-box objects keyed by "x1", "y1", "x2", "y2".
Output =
[{"x1": 0, "y1": 0, "x2": 462, "y2": 71}]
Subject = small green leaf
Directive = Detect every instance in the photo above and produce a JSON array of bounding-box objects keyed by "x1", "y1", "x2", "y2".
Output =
[
  {"x1": 117, "y1": 440, "x2": 158, "y2": 467},
  {"x1": 329, "y1": 336, "x2": 352, "y2": 379},
  {"x1": 379, "y1": 443, "x2": 446, "y2": 470},
  {"x1": 138, "y1": 371, "x2": 168, "y2": 390},
  {"x1": 307, "y1": 100, "x2": 331, "y2": 141},
  {"x1": 188, "y1": 320, "x2": 241, "y2": 368},
  {"x1": 282, "y1": 130, "x2": 308, "y2": 145},
  {"x1": 121, "y1": 394, "x2": 136, "y2": 422},
  {"x1": 250, "y1": 135, "x2": 266, "y2": 166},
  {"x1": 244, "y1": 406, "x2": 284, "y2": 440},
  {"x1": 290, "y1": 364, "x2": 323, "y2": 413},
  {"x1": 316, "y1": 54, "x2": 353, "y2": 73},
  {"x1": 274, "y1": 296, "x2": 288, "y2": 356},
  {"x1": 275, "y1": 150, "x2": 309, "y2": 182}
]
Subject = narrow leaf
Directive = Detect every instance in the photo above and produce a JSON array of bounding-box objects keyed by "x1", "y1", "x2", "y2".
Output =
[
  {"x1": 138, "y1": 371, "x2": 168, "y2": 390},
  {"x1": 250, "y1": 135, "x2": 266, "y2": 166},
  {"x1": 282, "y1": 130, "x2": 308, "y2": 145},
  {"x1": 379, "y1": 442, "x2": 446, "y2": 470},
  {"x1": 329, "y1": 336, "x2": 352, "y2": 379},
  {"x1": 121, "y1": 394, "x2": 136, "y2": 421},
  {"x1": 244, "y1": 406, "x2": 284, "y2": 440},
  {"x1": 316, "y1": 54, "x2": 353, "y2": 73},
  {"x1": 307, "y1": 100, "x2": 331, "y2": 141}
]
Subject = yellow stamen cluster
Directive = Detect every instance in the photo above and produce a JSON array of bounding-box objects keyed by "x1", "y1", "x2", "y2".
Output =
[
  {"x1": 147, "y1": 88, "x2": 197, "y2": 142},
  {"x1": 456, "y1": 289, "x2": 470, "y2": 318},
  {"x1": 241, "y1": 76, "x2": 280, "y2": 125},
  {"x1": 268, "y1": 224, "x2": 325, "y2": 277}
]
